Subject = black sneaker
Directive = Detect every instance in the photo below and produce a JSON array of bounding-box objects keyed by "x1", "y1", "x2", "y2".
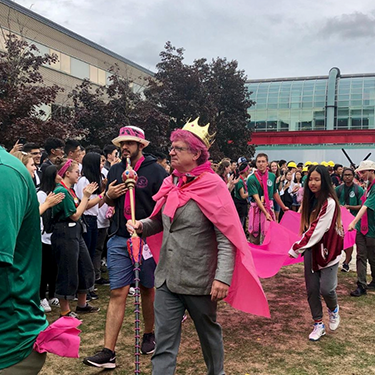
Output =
[
  {"x1": 141, "y1": 332, "x2": 155, "y2": 355},
  {"x1": 60, "y1": 310, "x2": 80, "y2": 319},
  {"x1": 95, "y1": 278, "x2": 110, "y2": 286},
  {"x1": 83, "y1": 348, "x2": 116, "y2": 369},
  {"x1": 76, "y1": 303, "x2": 100, "y2": 314},
  {"x1": 367, "y1": 281, "x2": 375, "y2": 289},
  {"x1": 350, "y1": 286, "x2": 367, "y2": 297},
  {"x1": 89, "y1": 291, "x2": 99, "y2": 300},
  {"x1": 341, "y1": 263, "x2": 350, "y2": 272}
]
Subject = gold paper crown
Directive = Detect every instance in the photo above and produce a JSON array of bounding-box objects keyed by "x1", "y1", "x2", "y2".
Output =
[{"x1": 182, "y1": 117, "x2": 215, "y2": 149}]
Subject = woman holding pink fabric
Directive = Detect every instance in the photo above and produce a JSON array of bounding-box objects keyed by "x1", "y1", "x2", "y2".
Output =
[{"x1": 289, "y1": 165, "x2": 343, "y2": 341}]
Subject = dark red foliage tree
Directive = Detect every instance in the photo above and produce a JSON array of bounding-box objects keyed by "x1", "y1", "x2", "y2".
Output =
[
  {"x1": 143, "y1": 42, "x2": 255, "y2": 160},
  {"x1": 0, "y1": 32, "x2": 80, "y2": 149}
]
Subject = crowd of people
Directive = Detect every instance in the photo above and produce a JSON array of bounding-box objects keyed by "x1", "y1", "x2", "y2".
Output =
[{"x1": 1, "y1": 124, "x2": 375, "y2": 374}]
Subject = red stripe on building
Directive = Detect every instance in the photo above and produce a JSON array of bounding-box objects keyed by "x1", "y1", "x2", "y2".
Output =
[{"x1": 249, "y1": 130, "x2": 375, "y2": 145}]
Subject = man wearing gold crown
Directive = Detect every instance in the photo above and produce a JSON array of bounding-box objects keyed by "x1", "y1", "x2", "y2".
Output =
[{"x1": 127, "y1": 118, "x2": 269, "y2": 375}]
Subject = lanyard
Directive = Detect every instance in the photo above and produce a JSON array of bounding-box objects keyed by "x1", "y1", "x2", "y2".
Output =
[{"x1": 60, "y1": 181, "x2": 79, "y2": 207}]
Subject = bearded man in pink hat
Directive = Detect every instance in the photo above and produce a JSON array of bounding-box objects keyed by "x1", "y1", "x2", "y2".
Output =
[{"x1": 84, "y1": 125, "x2": 168, "y2": 369}]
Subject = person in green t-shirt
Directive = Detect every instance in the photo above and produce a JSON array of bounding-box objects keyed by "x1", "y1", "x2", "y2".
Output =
[
  {"x1": 247, "y1": 153, "x2": 288, "y2": 245},
  {"x1": 335, "y1": 167, "x2": 364, "y2": 273},
  {"x1": 348, "y1": 161, "x2": 375, "y2": 297},
  {"x1": 52, "y1": 159, "x2": 99, "y2": 318},
  {"x1": 233, "y1": 162, "x2": 250, "y2": 231},
  {"x1": 0, "y1": 147, "x2": 48, "y2": 373}
]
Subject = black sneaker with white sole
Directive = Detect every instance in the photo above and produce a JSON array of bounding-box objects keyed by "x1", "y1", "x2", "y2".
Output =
[
  {"x1": 141, "y1": 332, "x2": 156, "y2": 355},
  {"x1": 83, "y1": 348, "x2": 116, "y2": 369},
  {"x1": 76, "y1": 303, "x2": 100, "y2": 314}
]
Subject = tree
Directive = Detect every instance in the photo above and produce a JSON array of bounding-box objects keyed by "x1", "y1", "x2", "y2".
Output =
[
  {"x1": 0, "y1": 32, "x2": 80, "y2": 149},
  {"x1": 65, "y1": 65, "x2": 170, "y2": 150},
  {"x1": 143, "y1": 42, "x2": 255, "y2": 160}
]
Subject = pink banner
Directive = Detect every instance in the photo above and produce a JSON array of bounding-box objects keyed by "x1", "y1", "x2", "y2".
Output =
[{"x1": 249, "y1": 208, "x2": 356, "y2": 279}]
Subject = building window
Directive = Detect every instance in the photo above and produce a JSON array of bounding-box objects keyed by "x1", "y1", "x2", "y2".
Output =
[
  {"x1": 337, "y1": 119, "x2": 348, "y2": 129},
  {"x1": 314, "y1": 120, "x2": 325, "y2": 130},
  {"x1": 351, "y1": 118, "x2": 362, "y2": 128},
  {"x1": 90, "y1": 66, "x2": 106, "y2": 85},
  {"x1": 49, "y1": 49, "x2": 61, "y2": 70},
  {"x1": 280, "y1": 121, "x2": 289, "y2": 131},
  {"x1": 60, "y1": 53, "x2": 71, "y2": 74},
  {"x1": 90, "y1": 66, "x2": 98, "y2": 83},
  {"x1": 255, "y1": 121, "x2": 266, "y2": 131},
  {"x1": 71, "y1": 58, "x2": 89, "y2": 80},
  {"x1": 297, "y1": 121, "x2": 313, "y2": 131},
  {"x1": 267, "y1": 121, "x2": 277, "y2": 131},
  {"x1": 98, "y1": 69, "x2": 106, "y2": 85}
]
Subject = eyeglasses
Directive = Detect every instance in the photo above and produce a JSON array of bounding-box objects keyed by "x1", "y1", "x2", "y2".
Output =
[
  {"x1": 343, "y1": 174, "x2": 353, "y2": 177},
  {"x1": 30, "y1": 151, "x2": 42, "y2": 156},
  {"x1": 169, "y1": 146, "x2": 189, "y2": 153}
]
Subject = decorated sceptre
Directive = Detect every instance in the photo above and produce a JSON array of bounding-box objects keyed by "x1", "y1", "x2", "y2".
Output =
[{"x1": 122, "y1": 158, "x2": 144, "y2": 375}]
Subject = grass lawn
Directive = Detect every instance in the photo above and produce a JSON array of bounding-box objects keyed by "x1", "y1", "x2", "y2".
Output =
[{"x1": 40, "y1": 263, "x2": 375, "y2": 375}]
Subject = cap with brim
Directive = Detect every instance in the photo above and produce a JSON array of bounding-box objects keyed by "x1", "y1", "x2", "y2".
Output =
[
  {"x1": 355, "y1": 160, "x2": 375, "y2": 173},
  {"x1": 112, "y1": 126, "x2": 150, "y2": 148}
]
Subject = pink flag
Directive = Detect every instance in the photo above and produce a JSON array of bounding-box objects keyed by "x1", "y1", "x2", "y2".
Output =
[
  {"x1": 33, "y1": 317, "x2": 81, "y2": 358},
  {"x1": 249, "y1": 220, "x2": 302, "y2": 279},
  {"x1": 248, "y1": 208, "x2": 356, "y2": 279},
  {"x1": 279, "y1": 208, "x2": 356, "y2": 249}
]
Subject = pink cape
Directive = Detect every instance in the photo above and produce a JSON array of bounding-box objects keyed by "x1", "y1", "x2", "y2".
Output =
[
  {"x1": 33, "y1": 317, "x2": 81, "y2": 358},
  {"x1": 249, "y1": 208, "x2": 356, "y2": 279},
  {"x1": 147, "y1": 172, "x2": 270, "y2": 318}
]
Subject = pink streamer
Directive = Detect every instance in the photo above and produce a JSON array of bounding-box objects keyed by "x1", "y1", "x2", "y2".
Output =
[
  {"x1": 33, "y1": 317, "x2": 81, "y2": 358},
  {"x1": 248, "y1": 208, "x2": 356, "y2": 279}
]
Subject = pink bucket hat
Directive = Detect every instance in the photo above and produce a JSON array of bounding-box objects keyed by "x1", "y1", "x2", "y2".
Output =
[{"x1": 112, "y1": 126, "x2": 150, "y2": 148}]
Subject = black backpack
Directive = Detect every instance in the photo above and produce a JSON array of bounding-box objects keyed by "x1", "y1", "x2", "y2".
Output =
[{"x1": 41, "y1": 207, "x2": 55, "y2": 234}]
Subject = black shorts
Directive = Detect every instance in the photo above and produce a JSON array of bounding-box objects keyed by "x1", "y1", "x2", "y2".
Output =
[{"x1": 51, "y1": 221, "x2": 95, "y2": 299}]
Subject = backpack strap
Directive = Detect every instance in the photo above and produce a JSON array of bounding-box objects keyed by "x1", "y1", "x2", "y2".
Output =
[{"x1": 337, "y1": 184, "x2": 344, "y2": 198}]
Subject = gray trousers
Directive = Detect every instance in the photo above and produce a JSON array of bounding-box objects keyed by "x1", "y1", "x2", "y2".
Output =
[
  {"x1": 152, "y1": 283, "x2": 225, "y2": 375},
  {"x1": 304, "y1": 249, "x2": 339, "y2": 321},
  {"x1": 355, "y1": 232, "x2": 375, "y2": 288}
]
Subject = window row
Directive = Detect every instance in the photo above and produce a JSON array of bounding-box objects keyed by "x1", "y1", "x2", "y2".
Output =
[{"x1": 251, "y1": 116, "x2": 373, "y2": 132}]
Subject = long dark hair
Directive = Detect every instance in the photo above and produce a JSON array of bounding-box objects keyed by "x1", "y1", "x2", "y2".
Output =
[
  {"x1": 81, "y1": 152, "x2": 101, "y2": 194},
  {"x1": 270, "y1": 160, "x2": 280, "y2": 178},
  {"x1": 216, "y1": 160, "x2": 230, "y2": 179},
  {"x1": 294, "y1": 170, "x2": 302, "y2": 183},
  {"x1": 300, "y1": 165, "x2": 342, "y2": 233},
  {"x1": 39, "y1": 165, "x2": 58, "y2": 194}
]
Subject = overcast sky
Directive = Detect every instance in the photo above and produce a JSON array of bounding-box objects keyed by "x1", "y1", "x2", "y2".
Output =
[{"x1": 14, "y1": 0, "x2": 375, "y2": 79}]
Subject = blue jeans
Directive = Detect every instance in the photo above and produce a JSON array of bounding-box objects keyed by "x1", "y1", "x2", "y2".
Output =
[
  {"x1": 83, "y1": 215, "x2": 98, "y2": 261},
  {"x1": 107, "y1": 235, "x2": 156, "y2": 290}
]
